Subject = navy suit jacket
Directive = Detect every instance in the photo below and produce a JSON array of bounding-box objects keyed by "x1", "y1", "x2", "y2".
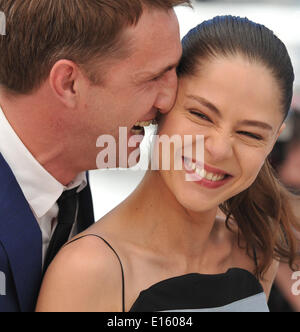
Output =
[{"x1": 0, "y1": 153, "x2": 95, "y2": 312}]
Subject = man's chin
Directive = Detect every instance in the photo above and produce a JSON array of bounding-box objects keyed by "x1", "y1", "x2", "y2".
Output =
[{"x1": 123, "y1": 147, "x2": 141, "y2": 169}]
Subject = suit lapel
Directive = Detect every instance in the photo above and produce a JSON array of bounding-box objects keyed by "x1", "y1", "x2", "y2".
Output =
[{"x1": 0, "y1": 154, "x2": 42, "y2": 312}]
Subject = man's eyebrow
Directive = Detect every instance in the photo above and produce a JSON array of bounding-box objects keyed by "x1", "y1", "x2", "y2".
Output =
[{"x1": 186, "y1": 94, "x2": 273, "y2": 131}]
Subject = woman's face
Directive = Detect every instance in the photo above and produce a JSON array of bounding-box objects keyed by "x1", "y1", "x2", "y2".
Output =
[{"x1": 156, "y1": 55, "x2": 286, "y2": 212}]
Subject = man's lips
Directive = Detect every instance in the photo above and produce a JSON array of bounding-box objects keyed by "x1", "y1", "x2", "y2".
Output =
[
  {"x1": 130, "y1": 116, "x2": 157, "y2": 134},
  {"x1": 136, "y1": 117, "x2": 157, "y2": 122},
  {"x1": 132, "y1": 118, "x2": 158, "y2": 128},
  {"x1": 133, "y1": 109, "x2": 160, "y2": 127}
]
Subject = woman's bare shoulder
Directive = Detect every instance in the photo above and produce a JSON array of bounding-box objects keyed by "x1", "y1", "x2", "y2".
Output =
[{"x1": 36, "y1": 234, "x2": 124, "y2": 312}]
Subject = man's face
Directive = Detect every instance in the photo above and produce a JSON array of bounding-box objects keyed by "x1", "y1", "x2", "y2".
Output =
[{"x1": 81, "y1": 8, "x2": 182, "y2": 168}]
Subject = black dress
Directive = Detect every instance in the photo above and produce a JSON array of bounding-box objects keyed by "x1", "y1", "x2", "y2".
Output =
[
  {"x1": 66, "y1": 235, "x2": 269, "y2": 312},
  {"x1": 130, "y1": 268, "x2": 268, "y2": 312}
]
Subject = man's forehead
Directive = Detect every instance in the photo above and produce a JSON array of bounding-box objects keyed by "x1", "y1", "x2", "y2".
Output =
[
  {"x1": 126, "y1": 10, "x2": 181, "y2": 49},
  {"x1": 126, "y1": 31, "x2": 182, "y2": 81},
  {"x1": 119, "y1": 8, "x2": 182, "y2": 80}
]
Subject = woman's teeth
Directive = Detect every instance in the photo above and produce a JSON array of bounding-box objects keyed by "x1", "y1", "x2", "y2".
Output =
[{"x1": 184, "y1": 158, "x2": 226, "y2": 182}]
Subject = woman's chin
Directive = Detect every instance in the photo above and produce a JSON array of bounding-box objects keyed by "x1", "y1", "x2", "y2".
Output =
[{"x1": 174, "y1": 191, "x2": 223, "y2": 214}]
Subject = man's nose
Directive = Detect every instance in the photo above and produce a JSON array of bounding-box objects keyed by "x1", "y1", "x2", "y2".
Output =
[{"x1": 154, "y1": 69, "x2": 178, "y2": 114}]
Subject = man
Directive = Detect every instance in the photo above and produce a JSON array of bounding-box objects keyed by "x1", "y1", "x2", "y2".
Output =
[{"x1": 0, "y1": 0, "x2": 190, "y2": 312}]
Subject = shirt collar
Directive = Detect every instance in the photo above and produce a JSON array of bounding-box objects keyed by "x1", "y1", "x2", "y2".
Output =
[{"x1": 0, "y1": 106, "x2": 87, "y2": 219}]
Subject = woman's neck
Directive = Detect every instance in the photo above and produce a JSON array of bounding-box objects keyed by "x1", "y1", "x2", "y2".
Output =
[{"x1": 123, "y1": 170, "x2": 219, "y2": 263}]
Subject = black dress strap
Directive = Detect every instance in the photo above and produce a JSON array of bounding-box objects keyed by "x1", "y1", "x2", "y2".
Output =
[{"x1": 65, "y1": 234, "x2": 126, "y2": 312}]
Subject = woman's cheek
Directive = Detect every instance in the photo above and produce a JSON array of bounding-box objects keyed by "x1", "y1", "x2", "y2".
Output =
[{"x1": 237, "y1": 155, "x2": 266, "y2": 192}]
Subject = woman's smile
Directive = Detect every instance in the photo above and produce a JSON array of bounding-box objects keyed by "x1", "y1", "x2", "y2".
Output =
[{"x1": 182, "y1": 156, "x2": 234, "y2": 189}]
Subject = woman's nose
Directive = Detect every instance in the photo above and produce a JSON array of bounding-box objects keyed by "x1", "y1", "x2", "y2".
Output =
[{"x1": 205, "y1": 131, "x2": 234, "y2": 162}]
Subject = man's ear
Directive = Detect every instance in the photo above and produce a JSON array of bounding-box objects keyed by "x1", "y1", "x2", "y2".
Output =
[{"x1": 49, "y1": 60, "x2": 79, "y2": 108}]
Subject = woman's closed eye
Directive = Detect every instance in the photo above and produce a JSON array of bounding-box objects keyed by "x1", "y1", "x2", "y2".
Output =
[
  {"x1": 189, "y1": 110, "x2": 212, "y2": 122},
  {"x1": 188, "y1": 110, "x2": 264, "y2": 141},
  {"x1": 237, "y1": 131, "x2": 263, "y2": 141}
]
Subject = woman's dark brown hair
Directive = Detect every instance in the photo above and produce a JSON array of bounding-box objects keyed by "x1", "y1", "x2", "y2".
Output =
[{"x1": 178, "y1": 15, "x2": 300, "y2": 278}]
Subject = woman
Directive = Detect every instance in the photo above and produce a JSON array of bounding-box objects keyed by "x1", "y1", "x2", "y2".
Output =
[{"x1": 36, "y1": 16, "x2": 300, "y2": 312}]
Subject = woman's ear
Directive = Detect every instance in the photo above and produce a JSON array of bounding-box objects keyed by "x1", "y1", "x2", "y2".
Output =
[
  {"x1": 268, "y1": 123, "x2": 287, "y2": 155},
  {"x1": 278, "y1": 122, "x2": 286, "y2": 139}
]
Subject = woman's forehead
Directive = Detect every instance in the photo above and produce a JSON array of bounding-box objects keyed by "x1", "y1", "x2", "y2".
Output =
[{"x1": 177, "y1": 57, "x2": 283, "y2": 125}]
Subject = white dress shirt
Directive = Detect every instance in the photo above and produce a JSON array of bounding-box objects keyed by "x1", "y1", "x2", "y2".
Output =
[{"x1": 0, "y1": 106, "x2": 87, "y2": 266}]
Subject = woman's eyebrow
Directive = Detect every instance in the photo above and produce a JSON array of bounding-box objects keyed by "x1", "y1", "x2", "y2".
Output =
[
  {"x1": 239, "y1": 120, "x2": 273, "y2": 131},
  {"x1": 186, "y1": 95, "x2": 222, "y2": 117},
  {"x1": 186, "y1": 94, "x2": 274, "y2": 131}
]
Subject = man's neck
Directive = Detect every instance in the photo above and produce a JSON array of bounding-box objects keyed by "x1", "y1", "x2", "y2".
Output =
[{"x1": 0, "y1": 89, "x2": 82, "y2": 186}]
